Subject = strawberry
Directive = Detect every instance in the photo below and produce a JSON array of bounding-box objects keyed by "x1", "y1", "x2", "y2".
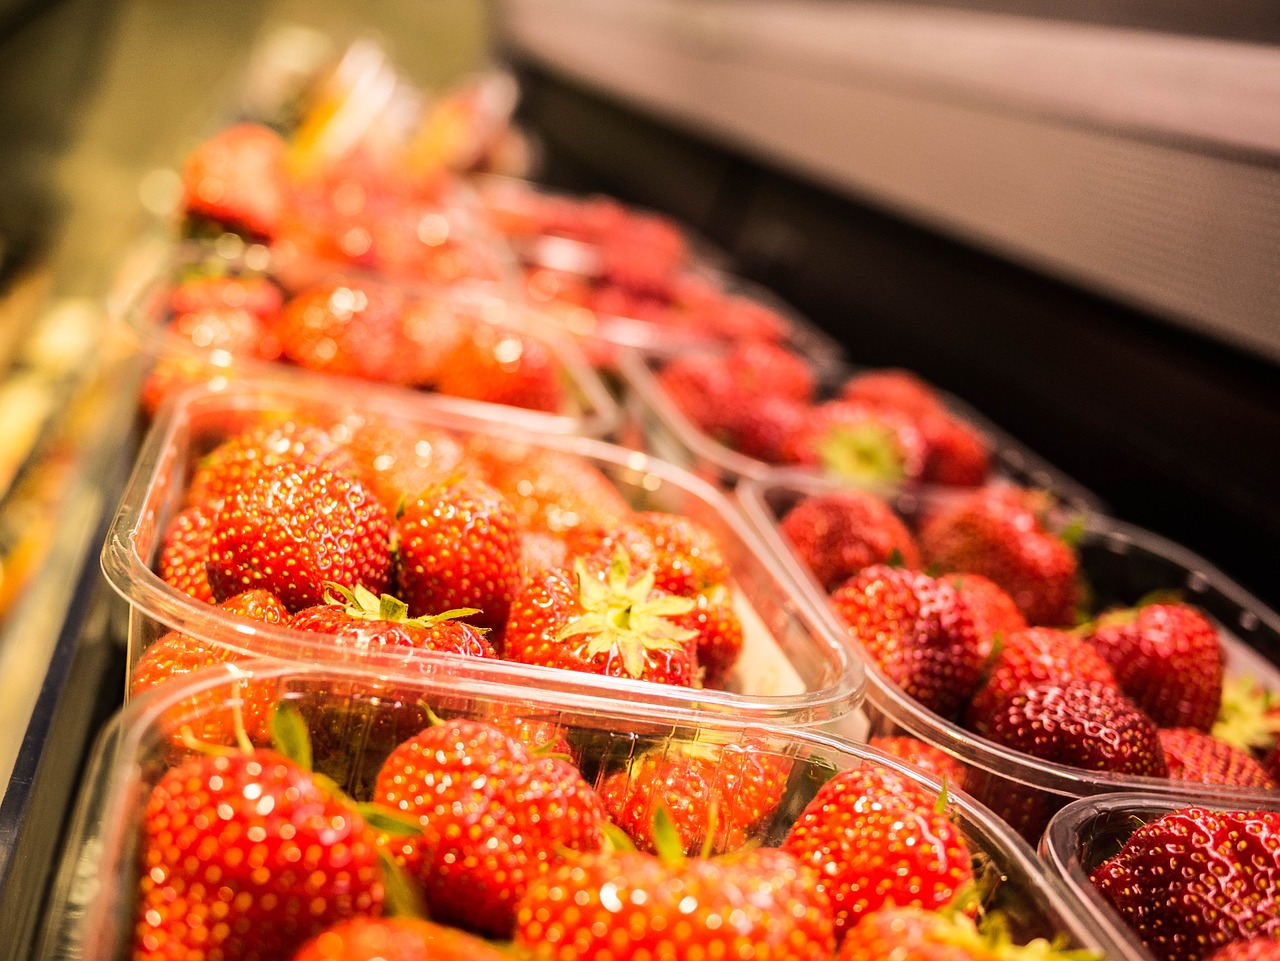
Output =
[
  {"x1": 185, "y1": 417, "x2": 360, "y2": 510},
  {"x1": 133, "y1": 748, "x2": 384, "y2": 961},
  {"x1": 170, "y1": 274, "x2": 284, "y2": 321},
  {"x1": 919, "y1": 412, "x2": 991, "y2": 487},
  {"x1": 831, "y1": 565, "x2": 986, "y2": 719},
  {"x1": 782, "y1": 765, "x2": 974, "y2": 940},
  {"x1": 206, "y1": 460, "x2": 391, "y2": 612},
  {"x1": 945, "y1": 573, "x2": 1027, "y2": 652},
  {"x1": 158, "y1": 503, "x2": 217, "y2": 603},
  {"x1": 374, "y1": 717, "x2": 605, "y2": 938},
  {"x1": 780, "y1": 489, "x2": 921, "y2": 592},
  {"x1": 1091, "y1": 807, "x2": 1280, "y2": 961},
  {"x1": 655, "y1": 353, "x2": 739, "y2": 439},
  {"x1": 338, "y1": 415, "x2": 469, "y2": 512},
  {"x1": 289, "y1": 583, "x2": 496, "y2": 658},
  {"x1": 964, "y1": 627, "x2": 1117, "y2": 735},
  {"x1": 982, "y1": 679, "x2": 1168, "y2": 777},
  {"x1": 729, "y1": 393, "x2": 809, "y2": 462},
  {"x1": 517, "y1": 529, "x2": 569, "y2": 579},
  {"x1": 841, "y1": 368, "x2": 946, "y2": 421},
  {"x1": 781, "y1": 400, "x2": 928, "y2": 486},
  {"x1": 600, "y1": 738, "x2": 792, "y2": 856},
  {"x1": 725, "y1": 339, "x2": 816, "y2": 403},
  {"x1": 1084, "y1": 602, "x2": 1224, "y2": 732},
  {"x1": 515, "y1": 842, "x2": 835, "y2": 960},
  {"x1": 588, "y1": 511, "x2": 730, "y2": 597},
  {"x1": 676, "y1": 582, "x2": 744, "y2": 686},
  {"x1": 868, "y1": 735, "x2": 969, "y2": 790},
  {"x1": 1158, "y1": 728, "x2": 1277, "y2": 789},
  {"x1": 837, "y1": 904, "x2": 1088, "y2": 961},
  {"x1": 393, "y1": 475, "x2": 521, "y2": 636},
  {"x1": 289, "y1": 917, "x2": 512, "y2": 961},
  {"x1": 131, "y1": 590, "x2": 289, "y2": 745},
  {"x1": 504, "y1": 553, "x2": 700, "y2": 686},
  {"x1": 168, "y1": 305, "x2": 280, "y2": 362},
  {"x1": 433, "y1": 324, "x2": 566, "y2": 412},
  {"x1": 1206, "y1": 939, "x2": 1280, "y2": 961},
  {"x1": 181, "y1": 123, "x2": 289, "y2": 238},
  {"x1": 919, "y1": 486, "x2": 1081, "y2": 627}
]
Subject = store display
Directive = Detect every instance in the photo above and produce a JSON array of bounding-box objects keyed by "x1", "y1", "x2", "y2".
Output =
[{"x1": 739, "y1": 472, "x2": 1280, "y2": 841}]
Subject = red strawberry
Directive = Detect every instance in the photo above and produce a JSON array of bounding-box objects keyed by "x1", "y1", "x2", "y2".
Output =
[
  {"x1": 185, "y1": 417, "x2": 360, "y2": 510},
  {"x1": 133, "y1": 748, "x2": 384, "y2": 961},
  {"x1": 964, "y1": 627, "x2": 1117, "y2": 735},
  {"x1": 433, "y1": 325, "x2": 565, "y2": 412},
  {"x1": 1158, "y1": 728, "x2": 1277, "y2": 789},
  {"x1": 1206, "y1": 939, "x2": 1280, "y2": 961},
  {"x1": 676, "y1": 582, "x2": 744, "y2": 686},
  {"x1": 841, "y1": 368, "x2": 945, "y2": 421},
  {"x1": 290, "y1": 917, "x2": 512, "y2": 961},
  {"x1": 131, "y1": 590, "x2": 289, "y2": 745},
  {"x1": 170, "y1": 274, "x2": 284, "y2": 320},
  {"x1": 836, "y1": 906, "x2": 992, "y2": 961},
  {"x1": 655, "y1": 353, "x2": 739, "y2": 439},
  {"x1": 181, "y1": 123, "x2": 289, "y2": 238},
  {"x1": 919, "y1": 412, "x2": 991, "y2": 487},
  {"x1": 374, "y1": 717, "x2": 605, "y2": 938},
  {"x1": 725, "y1": 339, "x2": 816, "y2": 403},
  {"x1": 783, "y1": 765, "x2": 974, "y2": 940},
  {"x1": 601, "y1": 738, "x2": 792, "y2": 856},
  {"x1": 168, "y1": 305, "x2": 280, "y2": 361},
  {"x1": 289, "y1": 583, "x2": 496, "y2": 658},
  {"x1": 831, "y1": 565, "x2": 986, "y2": 719},
  {"x1": 1085, "y1": 602, "x2": 1224, "y2": 732},
  {"x1": 945, "y1": 573, "x2": 1027, "y2": 652},
  {"x1": 729, "y1": 393, "x2": 809, "y2": 462},
  {"x1": 206, "y1": 460, "x2": 391, "y2": 612},
  {"x1": 782, "y1": 400, "x2": 928, "y2": 486},
  {"x1": 504, "y1": 553, "x2": 699, "y2": 686},
  {"x1": 517, "y1": 529, "x2": 569, "y2": 579},
  {"x1": 983, "y1": 679, "x2": 1168, "y2": 777},
  {"x1": 158, "y1": 503, "x2": 217, "y2": 603},
  {"x1": 393, "y1": 475, "x2": 521, "y2": 636},
  {"x1": 588, "y1": 511, "x2": 730, "y2": 597},
  {"x1": 515, "y1": 843, "x2": 835, "y2": 960},
  {"x1": 920, "y1": 486, "x2": 1081, "y2": 627},
  {"x1": 869, "y1": 735, "x2": 969, "y2": 790},
  {"x1": 1091, "y1": 807, "x2": 1280, "y2": 961},
  {"x1": 780, "y1": 489, "x2": 921, "y2": 592},
  {"x1": 339, "y1": 415, "x2": 470, "y2": 512}
]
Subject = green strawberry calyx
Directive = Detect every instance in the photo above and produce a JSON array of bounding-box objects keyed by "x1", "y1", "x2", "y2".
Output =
[
  {"x1": 323, "y1": 581, "x2": 482, "y2": 629},
  {"x1": 1212, "y1": 674, "x2": 1280, "y2": 753},
  {"x1": 557, "y1": 552, "x2": 697, "y2": 679},
  {"x1": 816, "y1": 422, "x2": 905, "y2": 486}
]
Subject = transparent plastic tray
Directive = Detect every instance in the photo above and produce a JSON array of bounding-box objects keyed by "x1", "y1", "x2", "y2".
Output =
[
  {"x1": 1039, "y1": 791, "x2": 1280, "y2": 961},
  {"x1": 620, "y1": 348, "x2": 1103, "y2": 511},
  {"x1": 102, "y1": 381, "x2": 863, "y2": 728},
  {"x1": 738, "y1": 471, "x2": 1280, "y2": 840},
  {"x1": 37, "y1": 660, "x2": 1125, "y2": 960},
  {"x1": 112, "y1": 238, "x2": 622, "y2": 438}
]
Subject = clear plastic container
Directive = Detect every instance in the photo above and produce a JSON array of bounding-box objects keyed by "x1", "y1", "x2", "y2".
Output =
[
  {"x1": 101, "y1": 380, "x2": 863, "y2": 729},
  {"x1": 1039, "y1": 791, "x2": 1280, "y2": 961},
  {"x1": 37, "y1": 660, "x2": 1126, "y2": 961},
  {"x1": 620, "y1": 348, "x2": 1104, "y2": 512},
  {"x1": 112, "y1": 238, "x2": 622, "y2": 438},
  {"x1": 737, "y1": 471, "x2": 1280, "y2": 840}
]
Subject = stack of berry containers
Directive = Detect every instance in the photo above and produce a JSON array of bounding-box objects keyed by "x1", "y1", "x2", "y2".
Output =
[
  {"x1": 113, "y1": 236, "x2": 623, "y2": 439},
  {"x1": 738, "y1": 471, "x2": 1280, "y2": 842},
  {"x1": 1039, "y1": 792, "x2": 1280, "y2": 961},
  {"x1": 35, "y1": 661, "x2": 1126, "y2": 960},
  {"x1": 102, "y1": 380, "x2": 865, "y2": 731},
  {"x1": 618, "y1": 346, "x2": 1104, "y2": 509}
]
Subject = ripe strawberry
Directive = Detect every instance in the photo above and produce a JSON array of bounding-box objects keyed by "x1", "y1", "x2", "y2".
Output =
[
  {"x1": 919, "y1": 486, "x2": 1081, "y2": 627},
  {"x1": 780, "y1": 489, "x2": 921, "y2": 592},
  {"x1": 206, "y1": 460, "x2": 391, "y2": 612},
  {"x1": 781, "y1": 400, "x2": 928, "y2": 486},
  {"x1": 868, "y1": 735, "x2": 969, "y2": 791},
  {"x1": 782, "y1": 765, "x2": 974, "y2": 939},
  {"x1": 467, "y1": 439, "x2": 632, "y2": 541},
  {"x1": 601, "y1": 738, "x2": 792, "y2": 856},
  {"x1": 393, "y1": 475, "x2": 521, "y2": 636},
  {"x1": 131, "y1": 590, "x2": 289, "y2": 745},
  {"x1": 841, "y1": 368, "x2": 945, "y2": 421},
  {"x1": 831, "y1": 565, "x2": 986, "y2": 719},
  {"x1": 725, "y1": 339, "x2": 816, "y2": 403},
  {"x1": 983, "y1": 679, "x2": 1168, "y2": 777},
  {"x1": 1158, "y1": 728, "x2": 1277, "y2": 789},
  {"x1": 290, "y1": 917, "x2": 512, "y2": 961},
  {"x1": 289, "y1": 583, "x2": 496, "y2": 658},
  {"x1": 837, "y1": 904, "x2": 1087, "y2": 961},
  {"x1": 374, "y1": 717, "x2": 605, "y2": 938},
  {"x1": 728, "y1": 393, "x2": 809, "y2": 462},
  {"x1": 338, "y1": 415, "x2": 470, "y2": 512},
  {"x1": 168, "y1": 305, "x2": 280, "y2": 362},
  {"x1": 181, "y1": 123, "x2": 289, "y2": 238},
  {"x1": 133, "y1": 748, "x2": 384, "y2": 961},
  {"x1": 515, "y1": 843, "x2": 835, "y2": 960},
  {"x1": 505, "y1": 553, "x2": 700, "y2": 686},
  {"x1": 1084, "y1": 602, "x2": 1224, "y2": 732},
  {"x1": 656, "y1": 353, "x2": 738, "y2": 440},
  {"x1": 170, "y1": 274, "x2": 284, "y2": 321},
  {"x1": 433, "y1": 324, "x2": 566, "y2": 413},
  {"x1": 1206, "y1": 939, "x2": 1280, "y2": 961},
  {"x1": 1091, "y1": 807, "x2": 1280, "y2": 961},
  {"x1": 945, "y1": 573, "x2": 1027, "y2": 652},
  {"x1": 158, "y1": 503, "x2": 217, "y2": 603},
  {"x1": 964, "y1": 627, "x2": 1117, "y2": 735},
  {"x1": 588, "y1": 511, "x2": 730, "y2": 597},
  {"x1": 676, "y1": 582, "x2": 744, "y2": 686},
  {"x1": 185, "y1": 417, "x2": 360, "y2": 510},
  {"x1": 919, "y1": 412, "x2": 992, "y2": 487}
]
